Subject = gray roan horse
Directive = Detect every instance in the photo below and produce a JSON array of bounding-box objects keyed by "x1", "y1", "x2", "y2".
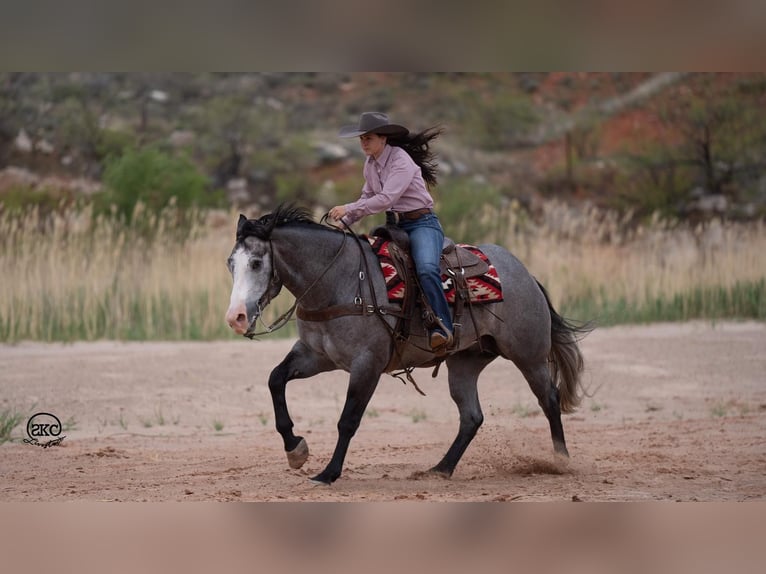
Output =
[{"x1": 225, "y1": 205, "x2": 589, "y2": 485}]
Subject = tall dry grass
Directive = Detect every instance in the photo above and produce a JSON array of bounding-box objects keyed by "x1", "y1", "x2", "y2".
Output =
[
  {"x1": 0, "y1": 200, "x2": 764, "y2": 342},
  {"x1": 489, "y1": 200, "x2": 766, "y2": 323},
  {"x1": 0, "y1": 202, "x2": 294, "y2": 342}
]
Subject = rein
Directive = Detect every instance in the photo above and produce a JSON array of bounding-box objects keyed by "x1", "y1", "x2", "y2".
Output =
[
  {"x1": 244, "y1": 220, "x2": 349, "y2": 339},
  {"x1": 244, "y1": 214, "x2": 432, "y2": 396},
  {"x1": 296, "y1": 217, "x2": 404, "y2": 321},
  {"x1": 323, "y1": 219, "x2": 432, "y2": 395}
]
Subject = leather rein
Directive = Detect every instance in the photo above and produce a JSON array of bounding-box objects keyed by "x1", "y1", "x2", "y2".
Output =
[
  {"x1": 295, "y1": 217, "x2": 403, "y2": 322},
  {"x1": 244, "y1": 216, "x2": 401, "y2": 339}
]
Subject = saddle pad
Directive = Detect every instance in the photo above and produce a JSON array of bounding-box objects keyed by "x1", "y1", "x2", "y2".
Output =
[{"x1": 367, "y1": 237, "x2": 503, "y2": 305}]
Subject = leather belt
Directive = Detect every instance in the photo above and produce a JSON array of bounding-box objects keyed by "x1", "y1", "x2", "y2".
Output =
[{"x1": 386, "y1": 208, "x2": 432, "y2": 224}]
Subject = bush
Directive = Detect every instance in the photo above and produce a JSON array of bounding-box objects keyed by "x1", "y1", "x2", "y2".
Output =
[
  {"x1": 435, "y1": 178, "x2": 505, "y2": 243},
  {"x1": 613, "y1": 144, "x2": 696, "y2": 218},
  {"x1": 101, "y1": 146, "x2": 222, "y2": 219},
  {"x1": 462, "y1": 93, "x2": 541, "y2": 150}
]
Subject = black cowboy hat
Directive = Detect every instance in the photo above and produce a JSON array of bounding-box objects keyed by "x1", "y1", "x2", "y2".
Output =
[{"x1": 338, "y1": 112, "x2": 409, "y2": 138}]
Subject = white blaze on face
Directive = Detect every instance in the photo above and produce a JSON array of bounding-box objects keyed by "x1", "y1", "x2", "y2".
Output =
[
  {"x1": 225, "y1": 244, "x2": 271, "y2": 333},
  {"x1": 228, "y1": 247, "x2": 253, "y2": 312}
]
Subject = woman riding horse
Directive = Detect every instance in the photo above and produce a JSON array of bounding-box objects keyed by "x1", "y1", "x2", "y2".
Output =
[{"x1": 329, "y1": 112, "x2": 453, "y2": 352}]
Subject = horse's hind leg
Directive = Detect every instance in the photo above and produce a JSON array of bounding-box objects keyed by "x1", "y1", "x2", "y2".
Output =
[
  {"x1": 430, "y1": 350, "x2": 496, "y2": 478},
  {"x1": 519, "y1": 361, "x2": 569, "y2": 456}
]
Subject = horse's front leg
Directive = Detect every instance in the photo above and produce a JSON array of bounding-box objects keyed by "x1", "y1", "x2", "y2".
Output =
[
  {"x1": 268, "y1": 340, "x2": 336, "y2": 469},
  {"x1": 311, "y1": 354, "x2": 382, "y2": 485}
]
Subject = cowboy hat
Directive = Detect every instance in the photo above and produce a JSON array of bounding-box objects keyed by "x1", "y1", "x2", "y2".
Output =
[{"x1": 338, "y1": 112, "x2": 409, "y2": 138}]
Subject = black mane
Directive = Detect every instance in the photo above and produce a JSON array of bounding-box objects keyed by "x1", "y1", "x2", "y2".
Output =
[{"x1": 236, "y1": 204, "x2": 319, "y2": 241}]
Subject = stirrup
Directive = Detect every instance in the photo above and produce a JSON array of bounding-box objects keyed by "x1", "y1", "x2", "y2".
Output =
[{"x1": 430, "y1": 331, "x2": 453, "y2": 351}]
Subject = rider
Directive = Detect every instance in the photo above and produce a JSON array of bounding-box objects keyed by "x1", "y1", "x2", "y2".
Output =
[{"x1": 329, "y1": 111, "x2": 453, "y2": 352}]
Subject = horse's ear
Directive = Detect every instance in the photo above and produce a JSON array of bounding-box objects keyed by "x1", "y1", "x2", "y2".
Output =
[{"x1": 237, "y1": 214, "x2": 247, "y2": 236}]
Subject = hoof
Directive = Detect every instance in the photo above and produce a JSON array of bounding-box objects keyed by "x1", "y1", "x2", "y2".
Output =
[
  {"x1": 286, "y1": 437, "x2": 309, "y2": 469},
  {"x1": 309, "y1": 470, "x2": 337, "y2": 485},
  {"x1": 553, "y1": 451, "x2": 572, "y2": 473},
  {"x1": 553, "y1": 442, "x2": 570, "y2": 458},
  {"x1": 309, "y1": 476, "x2": 332, "y2": 486}
]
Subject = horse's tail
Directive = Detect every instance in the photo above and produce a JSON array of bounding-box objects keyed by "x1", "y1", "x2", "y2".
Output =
[{"x1": 536, "y1": 280, "x2": 593, "y2": 413}]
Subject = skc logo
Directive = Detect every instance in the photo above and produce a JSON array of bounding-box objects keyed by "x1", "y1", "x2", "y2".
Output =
[{"x1": 24, "y1": 412, "x2": 66, "y2": 448}]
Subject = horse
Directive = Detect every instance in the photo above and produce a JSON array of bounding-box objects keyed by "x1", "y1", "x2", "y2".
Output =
[{"x1": 225, "y1": 204, "x2": 590, "y2": 485}]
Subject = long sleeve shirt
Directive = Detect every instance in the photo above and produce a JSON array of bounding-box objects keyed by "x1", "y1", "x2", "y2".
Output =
[{"x1": 342, "y1": 144, "x2": 433, "y2": 225}]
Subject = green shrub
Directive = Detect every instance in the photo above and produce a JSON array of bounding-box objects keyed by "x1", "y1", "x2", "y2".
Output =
[
  {"x1": 101, "y1": 146, "x2": 222, "y2": 219},
  {"x1": 96, "y1": 129, "x2": 137, "y2": 160},
  {"x1": 436, "y1": 178, "x2": 504, "y2": 243},
  {"x1": 461, "y1": 93, "x2": 541, "y2": 150}
]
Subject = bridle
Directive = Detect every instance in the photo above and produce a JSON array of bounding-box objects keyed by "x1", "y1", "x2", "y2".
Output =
[
  {"x1": 243, "y1": 216, "x2": 350, "y2": 339},
  {"x1": 240, "y1": 214, "x2": 438, "y2": 395}
]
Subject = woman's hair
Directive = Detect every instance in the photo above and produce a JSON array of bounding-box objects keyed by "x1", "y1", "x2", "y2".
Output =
[{"x1": 385, "y1": 126, "x2": 443, "y2": 187}]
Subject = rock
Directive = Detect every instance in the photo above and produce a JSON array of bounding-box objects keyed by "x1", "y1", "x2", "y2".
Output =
[
  {"x1": 14, "y1": 129, "x2": 33, "y2": 152},
  {"x1": 35, "y1": 139, "x2": 55, "y2": 154},
  {"x1": 695, "y1": 194, "x2": 728, "y2": 214},
  {"x1": 0, "y1": 167, "x2": 102, "y2": 195},
  {"x1": 225, "y1": 178, "x2": 250, "y2": 206},
  {"x1": 168, "y1": 130, "x2": 196, "y2": 148},
  {"x1": 313, "y1": 141, "x2": 349, "y2": 164},
  {"x1": 150, "y1": 90, "x2": 169, "y2": 103},
  {"x1": 0, "y1": 167, "x2": 39, "y2": 192}
]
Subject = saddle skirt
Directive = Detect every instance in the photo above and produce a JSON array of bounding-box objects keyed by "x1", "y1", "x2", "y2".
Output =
[{"x1": 367, "y1": 235, "x2": 503, "y2": 305}]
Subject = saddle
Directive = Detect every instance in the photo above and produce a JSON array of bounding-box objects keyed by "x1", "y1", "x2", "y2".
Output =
[
  {"x1": 369, "y1": 225, "x2": 489, "y2": 364},
  {"x1": 370, "y1": 225, "x2": 490, "y2": 280}
]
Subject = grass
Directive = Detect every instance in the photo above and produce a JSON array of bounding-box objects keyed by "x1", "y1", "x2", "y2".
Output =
[
  {"x1": 710, "y1": 403, "x2": 729, "y2": 418},
  {"x1": 511, "y1": 402, "x2": 538, "y2": 418},
  {"x1": 118, "y1": 409, "x2": 128, "y2": 430},
  {"x1": 562, "y1": 280, "x2": 765, "y2": 326},
  {"x1": 496, "y1": 202, "x2": 766, "y2": 327},
  {"x1": 409, "y1": 409, "x2": 427, "y2": 423},
  {"x1": 0, "y1": 202, "x2": 298, "y2": 342},
  {"x1": 0, "y1": 408, "x2": 25, "y2": 444},
  {"x1": 0, "y1": 199, "x2": 764, "y2": 342},
  {"x1": 137, "y1": 405, "x2": 179, "y2": 428},
  {"x1": 708, "y1": 399, "x2": 755, "y2": 418}
]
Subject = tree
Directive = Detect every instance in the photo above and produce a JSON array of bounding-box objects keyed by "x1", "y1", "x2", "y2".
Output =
[{"x1": 658, "y1": 75, "x2": 766, "y2": 199}]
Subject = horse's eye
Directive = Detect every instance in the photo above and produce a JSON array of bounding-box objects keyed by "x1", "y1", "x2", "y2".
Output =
[
  {"x1": 226, "y1": 257, "x2": 233, "y2": 272},
  {"x1": 250, "y1": 259, "x2": 262, "y2": 271}
]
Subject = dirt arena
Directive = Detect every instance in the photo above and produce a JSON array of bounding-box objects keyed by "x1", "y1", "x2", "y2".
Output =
[{"x1": 1, "y1": 322, "x2": 764, "y2": 501}]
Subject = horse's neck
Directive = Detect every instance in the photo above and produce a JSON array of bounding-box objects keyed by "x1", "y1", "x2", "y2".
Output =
[{"x1": 273, "y1": 227, "x2": 358, "y2": 306}]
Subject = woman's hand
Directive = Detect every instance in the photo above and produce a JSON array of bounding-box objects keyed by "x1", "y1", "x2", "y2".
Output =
[{"x1": 329, "y1": 205, "x2": 347, "y2": 221}]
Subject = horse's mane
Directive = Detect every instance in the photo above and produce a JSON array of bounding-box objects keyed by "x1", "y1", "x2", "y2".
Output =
[{"x1": 237, "y1": 204, "x2": 322, "y2": 241}]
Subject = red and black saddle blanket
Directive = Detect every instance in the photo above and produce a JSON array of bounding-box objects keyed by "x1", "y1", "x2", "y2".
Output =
[{"x1": 367, "y1": 236, "x2": 503, "y2": 305}]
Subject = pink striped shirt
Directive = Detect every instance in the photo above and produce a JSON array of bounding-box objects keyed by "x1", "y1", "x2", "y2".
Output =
[{"x1": 342, "y1": 144, "x2": 433, "y2": 225}]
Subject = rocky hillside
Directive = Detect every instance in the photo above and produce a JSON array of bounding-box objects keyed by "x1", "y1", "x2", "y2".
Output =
[{"x1": 1, "y1": 72, "x2": 765, "y2": 220}]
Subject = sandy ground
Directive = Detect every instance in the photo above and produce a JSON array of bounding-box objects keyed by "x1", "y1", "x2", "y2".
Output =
[{"x1": 1, "y1": 322, "x2": 764, "y2": 501}]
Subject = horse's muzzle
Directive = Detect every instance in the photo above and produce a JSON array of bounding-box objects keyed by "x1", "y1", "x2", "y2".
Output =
[{"x1": 225, "y1": 303, "x2": 260, "y2": 336}]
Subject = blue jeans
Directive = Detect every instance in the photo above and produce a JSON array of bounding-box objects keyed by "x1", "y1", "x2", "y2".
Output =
[{"x1": 397, "y1": 213, "x2": 453, "y2": 335}]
